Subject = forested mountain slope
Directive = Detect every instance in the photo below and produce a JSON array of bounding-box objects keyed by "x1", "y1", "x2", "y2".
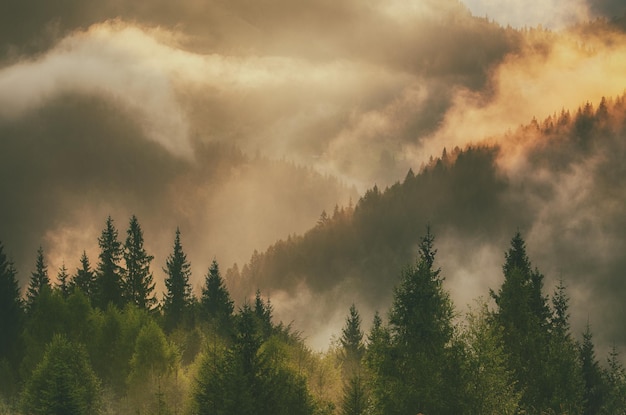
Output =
[{"x1": 232, "y1": 94, "x2": 626, "y2": 351}]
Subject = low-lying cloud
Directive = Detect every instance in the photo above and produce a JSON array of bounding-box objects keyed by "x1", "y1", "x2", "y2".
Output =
[{"x1": 1, "y1": 0, "x2": 626, "y2": 353}]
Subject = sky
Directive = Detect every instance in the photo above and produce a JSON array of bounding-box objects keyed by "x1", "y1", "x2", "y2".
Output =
[{"x1": 1, "y1": 0, "x2": 626, "y2": 351}]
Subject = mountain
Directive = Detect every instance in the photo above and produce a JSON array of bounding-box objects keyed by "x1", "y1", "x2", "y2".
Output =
[{"x1": 231, "y1": 94, "x2": 626, "y2": 351}]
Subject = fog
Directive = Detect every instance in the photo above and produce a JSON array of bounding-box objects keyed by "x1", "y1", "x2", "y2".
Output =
[{"x1": 1, "y1": 0, "x2": 625, "y2": 352}]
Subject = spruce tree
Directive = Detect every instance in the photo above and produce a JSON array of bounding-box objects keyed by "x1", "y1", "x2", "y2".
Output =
[
  {"x1": 0, "y1": 242, "x2": 21, "y2": 359},
  {"x1": 201, "y1": 260, "x2": 234, "y2": 336},
  {"x1": 340, "y1": 304, "x2": 365, "y2": 372},
  {"x1": 95, "y1": 216, "x2": 124, "y2": 309},
  {"x1": 546, "y1": 279, "x2": 584, "y2": 413},
  {"x1": 580, "y1": 323, "x2": 606, "y2": 415},
  {"x1": 340, "y1": 304, "x2": 367, "y2": 415},
  {"x1": 163, "y1": 228, "x2": 193, "y2": 330},
  {"x1": 491, "y1": 231, "x2": 552, "y2": 412},
  {"x1": 384, "y1": 227, "x2": 457, "y2": 414},
  {"x1": 71, "y1": 251, "x2": 96, "y2": 303},
  {"x1": 123, "y1": 215, "x2": 156, "y2": 310},
  {"x1": 26, "y1": 247, "x2": 51, "y2": 311},
  {"x1": 253, "y1": 289, "x2": 273, "y2": 339},
  {"x1": 56, "y1": 263, "x2": 70, "y2": 299},
  {"x1": 0, "y1": 242, "x2": 23, "y2": 398},
  {"x1": 604, "y1": 345, "x2": 626, "y2": 414},
  {"x1": 21, "y1": 335, "x2": 101, "y2": 415}
]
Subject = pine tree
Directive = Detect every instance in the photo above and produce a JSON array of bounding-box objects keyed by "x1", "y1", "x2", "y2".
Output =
[
  {"x1": 56, "y1": 263, "x2": 70, "y2": 299},
  {"x1": 546, "y1": 279, "x2": 584, "y2": 413},
  {"x1": 0, "y1": 242, "x2": 22, "y2": 358},
  {"x1": 460, "y1": 300, "x2": 521, "y2": 415},
  {"x1": 340, "y1": 304, "x2": 365, "y2": 373},
  {"x1": 491, "y1": 231, "x2": 552, "y2": 412},
  {"x1": 0, "y1": 242, "x2": 23, "y2": 398},
  {"x1": 201, "y1": 259, "x2": 234, "y2": 335},
  {"x1": 382, "y1": 227, "x2": 457, "y2": 414},
  {"x1": 253, "y1": 289, "x2": 273, "y2": 339},
  {"x1": 340, "y1": 304, "x2": 367, "y2": 415},
  {"x1": 95, "y1": 216, "x2": 124, "y2": 309},
  {"x1": 580, "y1": 323, "x2": 606, "y2": 415},
  {"x1": 123, "y1": 215, "x2": 156, "y2": 310},
  {"x1": 604, "y1": 345, "x2": 626, "y2": 414},
  {"x1": 21, "y1": 335, "x2": 101, "y2": 415},
  {"x1": 26, "y1": 247, "x2": 51, "y2": 311},
  {"x1": 163, "y1": 228, "x2": 193, "y2": 331},
  {"x1": 71, "y1": 251, "x2": 96, "y2": 303},
  {"x1": 341, "y1": 374, "x2": 367, "y2": 415}
]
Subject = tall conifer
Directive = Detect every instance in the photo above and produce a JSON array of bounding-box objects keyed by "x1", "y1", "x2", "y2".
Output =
[
  {"x1": 163, "y1": 228, "x2": 193, "y2": 330},
  {"x1": 123, "y1": 215, "x2": 156, "y2": 310},
  {"x1": 95, "y1": 216, "x2": 124, "y2": 309}
]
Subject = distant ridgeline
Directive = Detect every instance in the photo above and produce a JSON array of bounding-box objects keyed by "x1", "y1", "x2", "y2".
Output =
[{"x1": 230, "y1": 94, "x2": 626, "y2": 305}]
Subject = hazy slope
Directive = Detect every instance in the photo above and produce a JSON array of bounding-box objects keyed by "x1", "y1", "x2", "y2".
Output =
[{"x1": 232, "y1": 95, "x2": 626, "y2": 352}]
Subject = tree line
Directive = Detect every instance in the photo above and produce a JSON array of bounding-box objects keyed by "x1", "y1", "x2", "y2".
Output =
[{"x1": 1, "y1": 217, "x2": 626, "y2": 414}]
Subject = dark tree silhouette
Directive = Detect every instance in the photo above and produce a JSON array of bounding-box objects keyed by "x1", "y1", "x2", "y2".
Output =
[
  {"x1": 123, "y1": 215, "x2": 156, "y2": 310},
  {"x1": 163, "y1": 228, "x2": 193, "y2": 330},
  {"x1": 71, "y1": 251, "x2": 96, "y2": 303},
  {"x1": 95, "y1": 216, "x2": 124, "y2": 309},
  {"x1": 26, "y1": 247, "x2": 51, "y2": 311},
  {"x1": 201, "y1": 260, "x2": 234, "y2": 336}
]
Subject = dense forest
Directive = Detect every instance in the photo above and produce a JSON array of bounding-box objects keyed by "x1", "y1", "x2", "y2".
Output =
[
  {"x1": 2, "y1": 96, "x2": 626, "y2": 414},
  {"x1": 2, "y1": 218, "x2": 626, "y2": 413}
]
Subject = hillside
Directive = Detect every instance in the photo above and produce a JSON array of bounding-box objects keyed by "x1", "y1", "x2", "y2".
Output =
[{"x1": 231, "y1": 94, "x2": 626, "y2": 350}]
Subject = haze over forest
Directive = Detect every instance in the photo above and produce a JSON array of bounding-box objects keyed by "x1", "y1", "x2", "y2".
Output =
[{"x1": 2, "y1": 0, "x2": 626, "y2": 358}]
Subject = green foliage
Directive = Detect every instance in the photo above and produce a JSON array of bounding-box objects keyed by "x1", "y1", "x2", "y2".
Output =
[
  {"x1": 340, "y1": 304, "x2": 365, "y2": 370},
  {"x1": 580, "y1": 324, "x2": 606, "y2": 415},
  {"x1": 193, "y1": 304, "x2": 315, "y2": 415},
  {"x1": 603, "y1": 345, "x2": 626, "y2": 414},
  {"x1": 71, "y1": 251, "x2": 97, "y2": 304},
  {"x1": 492, "y1": 231, "x2": 554, "y2": 413},
  {"x1": 341, "y1": 374, "x2": 367, "y2": 415},
  {"x1": 123, "y1": 215, "x2": 157, "y2": 310},
  {"x1": 26, "y1": 247, "x2": 51, "y2": 311},
  {"x1": 21, "y1": 288, "x2": 70, "y2": 381},
  {"x1": 200, "y1": 260, "x2": 234, "y2": 336},
  {"x1": 163, "y1": 228, "x2": 193, "y2": 331},
  {"x1": 95, "y1": 216, "x2": 124, "y2": 309},
  {"x1": 21, "y1": 335, "x2": 101, "y2": 415},
  {"x1": 126, "y1": 321, "x2": 179, "y2": 414},
  {"x1": 459, "y1": 299, "x2": 520, "y2": 415},
  {"x1": 56, "y1": 262, "x2": 70, "y2": 299},
  {"x1": 0, "y1": 241, "x2": 22, "y2": 393}
]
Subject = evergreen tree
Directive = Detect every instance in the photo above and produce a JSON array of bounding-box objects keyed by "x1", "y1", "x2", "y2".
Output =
[
  {"x1": 460, "y1": 299, "x2": 521, "y2": 415},
  {"x1": 253, "y1": 289, "x2": 273, "y2": 339},
  {"x1": 339, "y1": 304, "x2": 367, "y2": 415},
  {"x1": 580, "y1": 323, "x2": 606, "y2": 415},
  {"x1": 341, "y1": 374, "x2": 367, "y2": 415},
  {"x1": 26, "y1": 247, "x2": 51, "y2": 311},
  {"x1": 0, "y1": 242, "x2": 23, "y2": 399},
  {"x1": 0, "y1": 242, "x2": 22, "y2": 359},
  {"x1": 123, "y1": 215, "x2": 156, "y2": 310},
  {"x1": 95, "y1": 216, "x2": 124, "y2": 309},
  {"x1": 71, "y1": 251, "x2": 96, "y2": 303},
  {"x1": 163, "y1": 228, "x2": 193, "y2": 331},
  {"x1": 380, "y1": 228, "x2": 458, "y2": 414},
  {"x1": 546, "y1": 279, "x2": 585, "y2": 413},
  {"x1": 340, "y1": 304, "x2": 365, "y2": 374},
  {"x1": 21, "y1": 335, "x2": 101, "y2": 415},
  {"x1": 194, "y1": 303, "x2": 314, "y2": 415},
  {"x1": 491, "y1": 231, "x2": 552, "y2": 412},
  {"x1": 56, "y1": 262, "x2": 70, "y2": 299},
  {"x1": 603, "y1": 345, "x2": 626, "y2": 414},
  {"x1": 201, "y1": 259, "x2": 234, "y2": 336}
]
